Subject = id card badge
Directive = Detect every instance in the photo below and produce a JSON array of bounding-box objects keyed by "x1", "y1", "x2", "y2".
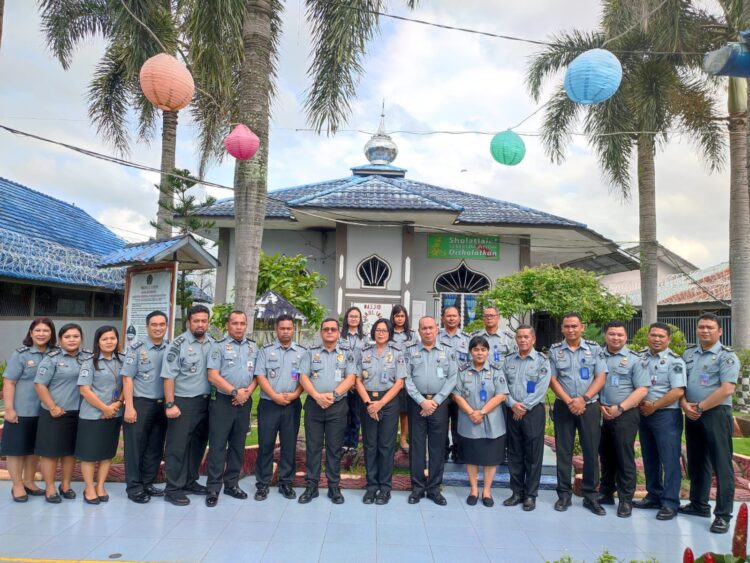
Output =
[
  {"x1": 335, "y1": 369, "x2": 343, "y2": 382},
  {"x1": 650, "y1": 373, "x2": 658, "y2": 386},
  {"x1": 112, "y1": 390, "x2": 120, "y2": 402},
  {"x1": 609, "y1": 375, "x2": 619, "y2": 387},
  {"x1": 493, "y1": 347, "x2": 501, "y2": 362},
  {"x1": 437, "y1": 367, "x2": 445, "y2": 379},
  {"x1": 380, "y1": 371, "x2": 389, "y2": 384},
  {"x1": 459, "y1": 352, "x2": 469, "y2": 363},
  {"x1": 479, "y1": 382, "x2": 488, "y2": 402},
  {"x1": 291, "y1": 370, "x2": 299, "y2": 381},
  {"x1": 526, "y1": 380, "x2": 536, "y2": 393},
  {"x1": 580, "y1": 367, "x2": 590, "y2": 380},
  {"x1": 700, "y1": 373, "x2": 710, "y2": 386}
]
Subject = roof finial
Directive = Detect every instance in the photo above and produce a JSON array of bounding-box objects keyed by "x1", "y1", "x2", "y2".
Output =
[{"x1": 365, "y1": 102, "x2": 398, "y2": 165}]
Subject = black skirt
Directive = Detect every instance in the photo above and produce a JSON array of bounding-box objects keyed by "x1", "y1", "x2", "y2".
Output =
[
  {"x1": 35, "y1": 409, "x2": 79, "y2": 457},
  {"x1": 459, "y1": 434, "x2": 506, "y2": 466},
  {"x1": 398, "y1": 388, "x2": 409, "y2": 413},
  {"x1": 0, "y1": 416, "x2": 39, "y2": 456},
  {"x1": 75, "y1": 417, "x2": 122, "y2": 462}
]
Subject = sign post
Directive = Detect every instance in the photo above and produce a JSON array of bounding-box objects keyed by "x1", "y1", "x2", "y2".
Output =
[{"x1": 122, "y1": 262, "x2": 178, "y2": 347}]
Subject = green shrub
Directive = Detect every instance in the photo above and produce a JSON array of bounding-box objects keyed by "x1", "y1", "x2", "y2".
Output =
[
  {"x1": 583, "y1": 323, "x2": 604, "y2": 345},
  {"x1": 630, "y1": 323, "x2": 687, "y2": 356}
]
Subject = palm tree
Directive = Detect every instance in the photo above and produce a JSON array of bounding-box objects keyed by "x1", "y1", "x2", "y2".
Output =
[
  {"x1": 526, "y1": 0, "x2": 724, "y2": 326},
  {"x1": 0, "y1": 0, "x2": 6, "y2": 51}
]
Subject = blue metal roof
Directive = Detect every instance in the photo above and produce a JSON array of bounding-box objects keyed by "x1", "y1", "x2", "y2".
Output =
[
  {"x1": 97, "y1": 234, "x2": 218, "y2": 270},
  {"x1": 0, "y1": 176, "x2": 124, "y2": 255}
]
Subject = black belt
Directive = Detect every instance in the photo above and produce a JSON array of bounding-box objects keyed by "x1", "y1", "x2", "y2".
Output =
[
  {"x1": 424, "y1": 394, "x2": 434, "y2": 400},
  {"x1": 367, "y1": 390, "x2": 384, "y2": 398}
]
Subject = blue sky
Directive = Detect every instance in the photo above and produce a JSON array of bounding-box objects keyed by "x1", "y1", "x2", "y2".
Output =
[{"x1": 0, "y1": 0, "x2": 732, "y2": 268}]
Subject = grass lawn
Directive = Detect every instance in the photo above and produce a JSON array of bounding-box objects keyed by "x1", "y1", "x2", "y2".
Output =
[{"x1": 734, "y1": 437, "x2": 750, "y2": 456}]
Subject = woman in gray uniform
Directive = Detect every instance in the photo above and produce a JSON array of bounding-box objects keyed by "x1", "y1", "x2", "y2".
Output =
[
  {"x1": 341, "y1": 306, "x2": 367, "y2": 451},
  {"x1": 34, "y1": 323, "x2": 86, "y2": 503},
  {"x1": 452, "y1": 335, "x2": 509, "y2": 507},
  {"x1": 355, "y1": 319, "x2": 406, "y2": 505},
  {"x1": 75, "y1": 325, "x2": 124, "y2": 504},
  {"x1": 390, "y1": 305, "x2": 416, "y2": 453},
  {"x1": 2, "y1": 317, "x2": 56, "y2": 501}
]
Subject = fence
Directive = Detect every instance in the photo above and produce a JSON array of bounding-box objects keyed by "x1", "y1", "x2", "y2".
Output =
[{"x1": 623, "y1": 309, "x2": 732, "y2": 346}]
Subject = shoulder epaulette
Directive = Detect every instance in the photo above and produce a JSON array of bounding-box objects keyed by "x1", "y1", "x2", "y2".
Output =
[
  {"x1": 639, "y1": 347, "x2": 649, "y2": 354},
  {"x1": 628, "y1": 348, "x2": 642, "y2": 357},
  {"x1": 338, "y1": 341, "x2": 351, "y2": 350},
  {"x1": 668, "y1": 349, "x2": 680, "y2": 358},
  {"x1": 584, "y1": 339, "x2": 599, "y2": 347},
  {"x1": 550, "y1": 342, "x2": 563, "y2": 349},
  {"x1": 81, "y1": 348, "x2": 92, "y2": 354},
  {"x1": 686, "y1": 344, "x2": 698, "y2": 349},
  {"x1": 215, "y1": 336, "x2": 227, "y2": 343},
  {"x1": 441, "y1": 341, "x2": 454, "y2": 348},
  {"x1": 47, "y1": 348, "x2": 61, "y2": 357},
  {"x1": 263, "y1": 342, "x2": 275, "y2": 349},
  {"x1": 296, "y1": 344, "x2": 308, "y2": 351},
  {"x1": 130, "y1": 340, "x2": 144, "y2": 349},
  {"x1": 390, "y1": 341, "x2": 403, "y2": 351},
  {"x1": 309, "y1": 344, "x2": 322, "y2": 351},
  {"x1": 721, "y1": 344, "x2": 734, "y2": 352},
  {"x1": 538, "y1": 351, "x2": 548, "y2": 360},
  {"x1": 16, "y1": 345, "x2": 29, "y2": 353},
  {"x1": 461, "y1": 331, "x2": 470, "y2": 338},
  {"x1": 173, "y1": 335, "x2": 186, "y2": 346},
  {"x1": 490, "y1": 361, "x2": 503, "y2": 371}
]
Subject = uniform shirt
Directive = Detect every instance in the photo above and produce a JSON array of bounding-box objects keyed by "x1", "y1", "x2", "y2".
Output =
[
  {"x1": 121, "y1": 337, "x2": 168, "y2": 399},
  {"x1": 207, "y1": 336, "x2": 259, "y2": 395},
  {"x1": 78, "y1": 355, "x2": 124, "y2": 420},
  {"x1": 684, "y1": 342, "x2": 740, "y2": 406},
  {"x1": 34, "y1": 348, "x2": 89, "y2": 412},
  {"x1": 404, "y1": 342, "x2": 458, "y2": 405},
  {"x1": 438, "y1": 329, "x2": 470, "y2": 365},
  {"x1": 4, "y1": 346, "x2": 46, "y2": 416},
  {"x1": 307, "y1": 344, "x2": 356, "y2": 397},
  {"x1": 472, "y1": 329, "x2": 517, "y2": 363},
  {"x1": 503, "y1": 349, "x2": 551, "y2": 410},
  {"x1": 392, "y1": 329, "x2": 418, "y2": 350},
  {"x1": 599, "y1": 346, "x2": 650, "y2": 406},
  {"x1": 161, "y1": 331, "x2": 213, "y2": 398},
  {"x1": 359, "y1": 342, "x2": 407, "y2": 392},
  {"x1": 254, "y1": 340, "x2": 309, "y2": 400},
  {"x1": 549, "y1": 339, "x2": 608, "y2": 402},
  {"x1": 341, "y1": 331, "x2": 367, "y2": 355},
  {"x1": 454, "y1": 361, "x2": 509, "y2": 439},
  {"x1": 641, "y1": 349, "x2": 687, "y2": 409}
]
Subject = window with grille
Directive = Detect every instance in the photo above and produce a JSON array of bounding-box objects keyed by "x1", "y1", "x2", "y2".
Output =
[
  {"x1": 0, "y1": 281, "x2": 33, "y2": 317},
  {"x1": 435, "y1": 264, "x2": 491, "y2": 328},
  {"x1": 34, "y1": 286, "x2": 91, "y2": 317},
  {"x1": 357, "y1": 255, "x2": 391, "y2": 288},
  {"x1": 94, "y1": 292, "x2": 123, "y2": 318}
]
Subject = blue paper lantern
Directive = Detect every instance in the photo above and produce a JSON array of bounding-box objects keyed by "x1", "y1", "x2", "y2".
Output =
[
  {"x1": 490, "y1": 130, "x2": 525, "y2": 166},
  {"x1": 704, "y1": 43, "x2": 750, "y2": 77},
  {"x1": 564, "y1": 48, "x2": 622, "y2": 105}
]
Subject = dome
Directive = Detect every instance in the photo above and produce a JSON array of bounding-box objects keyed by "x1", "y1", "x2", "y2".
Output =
[{"x1": 364, "y1": 113, "x2": 398, "y2": 165}]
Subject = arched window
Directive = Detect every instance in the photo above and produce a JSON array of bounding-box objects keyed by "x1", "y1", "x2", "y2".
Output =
[
  {"x1": 434, "y1": 263, "x2": 490, "y2": 328},
  {"x1": 357, "y1": 255, "x2": 391, "y2": 288}
]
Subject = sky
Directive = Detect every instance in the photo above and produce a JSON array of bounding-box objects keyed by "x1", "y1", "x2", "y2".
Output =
[{"x1": 0, "y1": 0, "x2": 732, "y2": 269}]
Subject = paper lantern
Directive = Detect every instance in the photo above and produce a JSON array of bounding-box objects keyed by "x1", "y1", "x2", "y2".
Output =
[
  {"x1": 564, "y1": 48, "x2": 622, "y2": 105},
  {"x1": 139, "y1": 54, "x2": 195, "y2": 112},
  {"x1": 490, "y1": 131, "x2": 525, "y2": 166},
  {"x1": 224, "y1": 124, "x2": 260, "y2": 160},
  {"x1": 704, "y1": 43, "x2": 750, "y2": 77}
]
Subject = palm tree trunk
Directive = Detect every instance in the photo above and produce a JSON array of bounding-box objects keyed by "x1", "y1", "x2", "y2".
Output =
[
  {"x1": 0, "y1": 0, "x2": 5, "y2": 51},
  {"x1": 732, "y1": 77, "x2": 750, "y2": 353},
  {"x1": 156, "y1": 110, "x2": 178, "y2": 239},
  {"x1": 637, "y1": 134, "x2": 658, "y2": 325},
  {"x1": 234, "y1": 0, "x2": 273, "y2": 332}
]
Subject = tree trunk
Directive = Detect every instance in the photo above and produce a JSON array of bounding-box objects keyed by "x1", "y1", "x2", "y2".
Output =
[
  {"x1": 234, "y1": 0, "x2": 273, "y2": 332},
  {"x1": 0, "y1": 0, "x2": 5, "y2": 51},
  {"x1": 156, "y1": 110, "x2": 178, "y2": 239},
  {"x1": 733, "y1": 77, "x2": 750, "y2": 352},
  {"x1": 637, "y1": 134, "x2": 658, "y2": 325}
]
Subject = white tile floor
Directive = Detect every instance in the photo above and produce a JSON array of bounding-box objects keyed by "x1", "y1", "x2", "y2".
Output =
[{"x1": 0, "y1": 479, "x2": 741, "y2": 562}]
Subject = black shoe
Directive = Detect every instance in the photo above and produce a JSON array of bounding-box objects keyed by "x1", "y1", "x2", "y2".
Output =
[
  {"x1": 45, "y1": 493, "x2": 62, "y2": 504},
  {"x1": 503, "y1": 493, "x2": 523, "y2": 507},
  {"x1": 363, "y1": 490, "x2": 377, "y2": 504},
  {"x1": 633, "y1": 497, "x2": 661, "y2": 509},
  {"x1": 98, "y1": 494, "x2": 109, "y2": 503},
  {"x1": 278, "y1": 484, "x2": 296, "y2": 499},
  {"x1": 679, "y1": 503, "x2": 712, "y2": 518},
  {"x1": 254, "y1": 487, "x2": 269, "y2": 501},
  {"x1": 466, "y1": 494, "x2": 478, "y2": 506},
  {"x1": 205, "y1": 493, "x2": 219, "y2": 507},
  {"x1": 84, "y1": 494, "x2": 100, "y2": 505},
  {"x1": 165, "y1": 493, "x2": 190, "y2": 506},
  {"x1": 24, "y1": 486, "x2": 45, "y2": 496},
  {"x1": 656, "y1": 507, "x2": 677, "y2": 521},
  {"x1": 144, "y1": 485, "x2": 165, "y2": 497},
  {"x1": 597, "y1": 494, "x2": 615, "y2": 506},
  {"x1": 554, "y1": 497, "x2": 571, "y2": 512},
  {"x1": 127, "y1": 492, "x2": 151, "y2": 504},
  {"x1": 12, "y1": 491, "x2": 28, "y2": 503},
  {"x1": 298, "y1": 486, "x2": 319, "y2": 504},
  {"x1": 328, "y1": 486, "x2": 344, "y2": 505},
  {"x1": 710, "y1": 516, "x2": 730, "y2": 534},
  {"x1": 482, "y1": 496, "x2": 494, "y2": 508},
  {"x1": 58, "y1": 485, "x2": 76, "y2": 500},
  {"x1": 408, "y1": 491, "x2": 424, "y2": 504},
  {"x1": 186, "y1": 482, "x2": 208, "y2": 495},
  {"x1": 375, "y1": 490, "x2": 391, "y2": 505},
  {"x1": 224, "y1": 486, "x2": 248, "y2": 500},
  {"x1": 583, "y1": 498, "x2": 606, "y2": 516},
  {"x1": 426, "y1": 491, "x2": 447, "y2": 506},
  {"x1": 617, "y1": 501, "x2": 632, "y2": 518},
  {"x1": 523, "y1": 497, "x2": 536, "y2": 512}
]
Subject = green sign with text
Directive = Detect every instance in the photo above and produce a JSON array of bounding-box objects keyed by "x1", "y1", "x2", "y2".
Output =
[{"x1": 427, "y1": 234, "x2": 500, "y2": 261}]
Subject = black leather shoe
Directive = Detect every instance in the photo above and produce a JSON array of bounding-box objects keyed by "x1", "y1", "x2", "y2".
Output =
[
  {"x1": 254, "y1": 487, "x2": 269, "y2": 501},
  {"x1": 165, "y1": 493, "x2": 190, "y2": 506},
  {"x1": 205, "y1": 493, "x2": 219, "y2": 507},
  {"x1": 482, "y1": 496, "x2": 494, "y2": 508},
  {"x1": 554, "y1": 497, "x2": 571, "y2": 512},
  {"x1": 298, "y1": 486, "x2": 319, "y2": 504},
  {"x1": 426, "y1": 491, "x2": 447, "y2": 506},
  {"x1": 24, "y1": 486, "x2": 45, "y2": 496},
  {"x1": 98, "y1": 494, "x2": 109, "y2": 503},
  {"x1": 224, "y1": 486, "x2": 248, "y2": 500},
  {"x1": 186, "y1": 482, "x2": 208, "y2": 495},
  {"x1": 679, "y1": 503, "x2": 711, "y2": 518},
  {"x1": 144, "y1": 485, "x2": 165, "y2": 497},
  {"x1": 408, "y1": 491, "x2": 424, "y2": 504},
  {"x1": 656, "y1": 506, "x2": 676, "y2": 520},
  {"x1": 503, "y1": 493, "x2": 523, "y2": 507},
  {"x1": 617, "y1": 501, "x2": 632, "y2": 518},
  {"x1": 523, "y1": 497, "x2": 536, "y2": 512},
  {"x1": 84, "y1": 494, "x2": 100, "y2": 505},
  {"x1": 45, "y1": 493, "x2": 62, "y2": 504},
  {"x1": 466, "y1": 494, "x2": 478, "y2": 506},
  {"x1": 328, "y1": 486, "x2": 344, "y2": 505},
  {"x1": 375, "y1": 490, "x2": 391, "y2": 505},
  {"x1": 597, "y1": 494, "x2": 615, "y2": 506},
  {"x1": 363, "y1": 490, "x2": 377, "y2": 504},
  {"x1": 58, "y1": 485, "x2": 76, "y2": 500},
  {"x1": 127, "y1": 492, "x2": 151, "y2": 504},
  {"x1": 710, "y1": 516, "x2": 730, "y2": 534},
  {"x1": 583, "y1": 498, "x2": 606, "y2": 516},
  {"x1": 12, "y1": 491, "x2": 28, "y2": 503},
  {"x1": 633, "y1": 497, "x2": 661, "y2": 509},
  {"x1": 278, "y1": 484, "x2": 296, "y2": 499}
]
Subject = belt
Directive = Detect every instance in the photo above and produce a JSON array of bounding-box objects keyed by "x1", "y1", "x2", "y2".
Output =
[
  {"x1": 424, "y1": 394, "x2": 434, "y2": 400},
  {"x1": 367, "y1": 391, "x2": 383, "y2": 398}
]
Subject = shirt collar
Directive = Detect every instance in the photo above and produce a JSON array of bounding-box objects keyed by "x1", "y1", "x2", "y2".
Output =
[
  {"x1": 146, "y1": 337, "x2": 167, "y2": 350},
  {"x1": 698, "y1": 341, "x2": 722, "y2": 354},
  {"x1": 562, "y1": 339, "x2": 588, "y2": 351},
  {"x1": 603, "y1": 345, "x2": 628, "y2": 357}
]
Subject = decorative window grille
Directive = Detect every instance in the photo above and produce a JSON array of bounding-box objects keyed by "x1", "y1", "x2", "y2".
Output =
[
  {"x1": 358, "y1": 255, "x2": 391, "y2": 288},
  {"x1": 435, "y1": 263, "x2": 490, "y2": 293}
]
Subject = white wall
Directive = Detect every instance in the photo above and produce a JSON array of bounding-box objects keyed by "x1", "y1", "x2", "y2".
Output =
[{"x1": 345, "y1": 225, "x2": 403, "y2": 292}]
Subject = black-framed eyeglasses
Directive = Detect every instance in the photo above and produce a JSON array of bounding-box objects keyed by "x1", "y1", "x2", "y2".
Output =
[{"x1": 321, "y1": 327, "x2": 339, "y2": 333}]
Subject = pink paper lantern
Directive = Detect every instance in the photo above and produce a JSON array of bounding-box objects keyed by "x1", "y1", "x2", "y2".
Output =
[
  {"x1": 139, "y1": 53, "x2": 195, "y2": 112},
  {"x1": 224, "y1": 124, "x2": 260, "y2": 160}
]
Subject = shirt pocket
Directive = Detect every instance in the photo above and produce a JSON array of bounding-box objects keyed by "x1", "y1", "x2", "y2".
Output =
[{"x1": 555, "y1": 357, "x2": 572, "y2": 373}]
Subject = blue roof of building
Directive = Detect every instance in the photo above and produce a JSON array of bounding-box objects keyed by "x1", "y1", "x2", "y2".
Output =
[{"x1": 97, "y1": 234, "x2": 218, "y2": 270}]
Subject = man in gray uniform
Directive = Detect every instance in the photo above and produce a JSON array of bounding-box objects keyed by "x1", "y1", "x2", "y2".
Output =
[
  {"x1": 502, "y1": 325, "x2": 550, "y2": 512},
  {"x1": 439, "y1": 306, "x2": 469, "y2": 462},
  {"x1": 597, "y1": 321, "x2": 650, "y2": 518},
  {"x1": 161, "y1": 304, "x2": 214, "y2": 506},
  {"x1": 122, "y1": 310, "x2": 169, "y2": 504},
  {"x1": 298, "y1": 318, "x2": 357, "y2": 504},
  {"x1": 680, "y1": 313, "x2": 740, "y2": 534},
  {"x1": 549, "y1": 312, "x2": 608, "y2": 515},
  {"x1": 473, "y1": 306, "x2": 516, "y2": 362},
  {"x1": 405, "y1": 316, "x2": 458, "y2": 505},
  {"x1": 205, "y1": 310, "x2": 259, "y2": 507},
  {"x1": 254, "y1": 314, "x2": 307, "y2": 501}
]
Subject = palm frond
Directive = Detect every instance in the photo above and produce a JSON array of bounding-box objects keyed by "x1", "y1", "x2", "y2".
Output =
[
  {"x1": 539, "y1": 86, "x2": 582, "y2": 164},
  {"x1": 38, "y1": 0, "x2": 111, "y2": 69},
  {"x1": 86, "y1": 42, "x2": 131, "y2": 155}
]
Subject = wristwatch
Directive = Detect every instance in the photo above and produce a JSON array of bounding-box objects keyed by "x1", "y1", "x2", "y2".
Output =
[
  {"x1": 616, "y1": 404, "x2": 625, "y2": 414},
  {"x1": 333, "y1": 390, "x2": 341, "y2": 401},
  {"x1": 165, "y1": 401, "x2": 175, "y2": 409},
  {"x1": 696, "y1": 403, "x2": 704, "y2": 414},
  {"x1": 231, "y1": 388, "x2": 238, "y2": 398},
  {"x1": 582, "y1": 394, "x2": 591, "y2": 403}
]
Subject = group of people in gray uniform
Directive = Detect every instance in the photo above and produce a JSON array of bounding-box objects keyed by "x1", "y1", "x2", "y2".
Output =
[{"x1": 1, "y1": 304, "x2": 739, "y2": 535}]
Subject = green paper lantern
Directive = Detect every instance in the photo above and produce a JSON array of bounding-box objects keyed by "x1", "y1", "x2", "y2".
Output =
[{"x1": 490, "y1": 130, "x2": 525, "y2": 166}]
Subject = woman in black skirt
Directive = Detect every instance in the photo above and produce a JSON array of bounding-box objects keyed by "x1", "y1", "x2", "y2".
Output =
[
  {"x1": 2, "y1": 317, "x2": 56, "y2": 502},
  {"x1": 34, "y1": 323, "x2": 86, "y2": 503},
  {"x1": 390, "y1": 305, "x2": 416, "y2": 453},
  {"x1": 452, "y1": 335, "x2": 509, "y2": 507},
  {"x1": 341, "y1": 306, "x2": 367, "y2": 451},
  {"x1": 75, "y1": 325, "x2": 124, "y2": 504}
]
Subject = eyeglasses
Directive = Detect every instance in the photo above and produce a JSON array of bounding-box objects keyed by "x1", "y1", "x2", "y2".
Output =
[
  {"x1": 321, "y1": 327, "x2": 339, "y2": 333},
  {"x1": 483, "y1": 314, "x2": 498, "y2": 319},
  {"x1": 374, "y1": 329, "x2": 389, "y2": 334}
]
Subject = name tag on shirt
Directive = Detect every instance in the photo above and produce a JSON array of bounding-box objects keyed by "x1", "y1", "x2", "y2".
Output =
[
  {"x1": 493, "y1": 348, "x2": 501, "y2": 362},
  {"x1": 380, "y1": 371, "x2": 389, "y2": 384},
  {"x1": 580, "y1": 367, "x2": 590, "y2": 380},
  {"x1": 609, "y1": 375, "x2": 619, "y2": 387},
  {"x1": 291, "y1": 370, "x2": 299, "y2": 381},
  {"x1": 651, "y1": 374, "x2": 658, "y2": 386},
  {"x1": 459, "y1": 352, "x2": 468, "y2": 362},
  {"x1": 700, "y1": 373, "x2": 710, "y2": 386},
  {"x1": 479, "y1": 386, "x2": 488, "y2": 402}
]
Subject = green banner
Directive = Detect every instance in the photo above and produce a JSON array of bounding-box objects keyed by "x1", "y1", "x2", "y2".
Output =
[{"x1": 427, "y1": 234, "x2": 500, "y2": 261}]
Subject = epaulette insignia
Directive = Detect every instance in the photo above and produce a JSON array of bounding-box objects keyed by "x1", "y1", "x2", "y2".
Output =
[{"x1": 16, "y1": 346, "x2": 29, "y2": 353}]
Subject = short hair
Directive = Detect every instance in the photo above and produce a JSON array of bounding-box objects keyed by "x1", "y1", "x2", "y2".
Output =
[
  {"x1": 697, "y1": 313, "x2": 721, "y2": 327},
  {"x1": 442, "y1": 305, "x2": 460, "y2": 317},
  {"x1": 515, "y1": 324, "x2": 535, "y2": 336},
  {"x1": 370, "y1": 318, "x2": 393, "y2": 341},
  {"x1": 227, "y1": 310, "x2": 247, "y2": 322},
  {"x1": 22, "y1": 317, "x2": 57, "y2": 348},
  {"x1": 603, "y1": 320, "x2": 627, "y2": 334},
  {"x1": 468, "y1": 335, "x2": 489, "y2": 351},
  {"x1": 482, "y1": 306, "x2": 498, "y2": 314},
  {"x1": 390, "y1": 304, "x2": 410, "y2": 333},
  {"x1": 186, "y1": 304, "x2": 210, "y2": 320},
  {"x1": 320, "y1": 317, "x2": 340, "y2": 330},
  {"x1": 146, "y1": 310, "x2": 168, "y2": 324},
  {"x1": 648, "y1": 322, "x2": 671, "y2": 336},
  {"x1": 562, "y1": 312, "x2": 583, "y2": 323},
  {"x1": 58, "y1": 322, "x2": 83, "y2": 340},
  {"x1": 418, "y1": 315, "x2": 437, "y2": 328},
  {"x1": 275, "y1": 313, "x2": 295, "y2": 326}
]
